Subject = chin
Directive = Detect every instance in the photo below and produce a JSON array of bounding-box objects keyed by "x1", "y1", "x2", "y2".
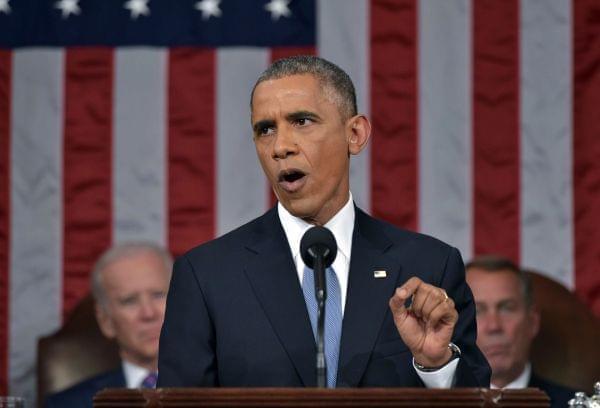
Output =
[
  {"x1": 281, "y1": 199, "x2": 313, "y2": 217},
  {"x1": 490, "y1": 359, "x2": 513, "y2": 374}
]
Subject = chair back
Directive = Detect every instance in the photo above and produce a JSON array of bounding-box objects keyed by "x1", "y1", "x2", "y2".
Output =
[
  {"x1": 37, "y1": 294, "x2": 120, "y2": 407},
  {"x1": 528, "y1": 271, "x2": 600, "y2": 393}
]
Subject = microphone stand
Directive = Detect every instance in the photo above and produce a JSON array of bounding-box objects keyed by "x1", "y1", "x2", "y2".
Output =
[{"x1": 313, "y1": 250, "x2": 327, "y2": 388}]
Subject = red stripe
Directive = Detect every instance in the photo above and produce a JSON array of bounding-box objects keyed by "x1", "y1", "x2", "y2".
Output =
[
  {"x1": 0, "y1": 50, "x2": 12, "y2": 395},
  {"x1": 472, "y1": 0, "x2": 520, "y2": 262},
  {"x1": 370, "y1": 0, "x2": 419, "y2": 231},
  {"x1": 63, "y1": 48, "x2": 113, "y2": 319},
  {"x1": 267, "y1": 47, "x2": 317, "y2": 208},
  {"x1": 573, "y1": 0, "x2": 600, "y2": 317},
  {"x1": 168, "y1": 48, "x2": 216, "y2": 257},
  {"x1": 270, "y1": 46, "x2": 316, "y2": 62}
]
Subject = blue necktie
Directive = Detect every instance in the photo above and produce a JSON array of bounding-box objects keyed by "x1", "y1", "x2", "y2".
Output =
[
  {"x1": 302, "y1": 265, "x2": 343, "y2": 388},
  {"x1": 141, "y1": 372, "x2": 158, "y2": 388}
]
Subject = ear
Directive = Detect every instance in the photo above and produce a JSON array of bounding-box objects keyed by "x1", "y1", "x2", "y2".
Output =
[
  {"x1": 527, "y1": 305, "x2": 541, "y2": 340},
  {"x1": 346, "y1": 115, "x2": 371, "y2": 156},
  {"x1": 95, "y1": 302, "x2": 117, "y2": 339}
]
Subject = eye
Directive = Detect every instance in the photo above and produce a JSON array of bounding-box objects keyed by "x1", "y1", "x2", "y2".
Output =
[
  {"x1": 259, "y1": 126, "x2": 275, "y2": 136},
  {"x1": 152, "y1": 291, "x2": 167, "y2": 300},
  {"x1": 119, "y1": 295, "x2": 138, "y2": 306},
  {"x1": 254, "y1": 121, "x2": 276, "y2": 138},
  {"x1": 498, "y1": 301, "x2": 518, "y2": 314},
  {"x1": 474, "y1": 304, "x2": 486, "y2": 316},
  {"x1": 295, "y1": 117, "x2": 313, "y2": 126}
]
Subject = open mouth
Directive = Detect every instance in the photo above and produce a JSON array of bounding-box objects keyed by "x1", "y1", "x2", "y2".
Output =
[
  {"x1": 278, "y1": 169, "x2": 307, "y2": 192},
  {"x1": 279, "y1": 169, "x2": 305, "y2": 183}
]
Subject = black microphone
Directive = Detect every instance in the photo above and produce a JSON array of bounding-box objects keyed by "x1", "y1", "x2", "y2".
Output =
[{"x1": 300, "y1": 226, "x2": 337, "y2": 388}]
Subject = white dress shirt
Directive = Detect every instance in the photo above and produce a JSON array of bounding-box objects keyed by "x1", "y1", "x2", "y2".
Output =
[
  {"x1": 122, "y1": 360, "x2": 153, "y2": 388},
  {"x1": 277, "y1": 193, "x2": 354, "y2": 313},
  {"x1": 277, "y1": 193, "x2": 458, "y2": 388}
]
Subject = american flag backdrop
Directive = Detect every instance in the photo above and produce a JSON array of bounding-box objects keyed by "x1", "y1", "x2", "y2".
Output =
[{"x1": 0, "y1": 0, "x2": 599, "y2": 403}]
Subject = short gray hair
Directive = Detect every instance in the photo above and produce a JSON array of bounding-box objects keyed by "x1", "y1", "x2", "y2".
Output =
[
  {"x1": 91, "y1": 242, "x2": 173, "y2": 307},
  {"x1": 465, "y1": 255, "x2": 534, "y2": 307},
  {"x1": 251, "y1": 55, "x2": 358, "y2": 120}
]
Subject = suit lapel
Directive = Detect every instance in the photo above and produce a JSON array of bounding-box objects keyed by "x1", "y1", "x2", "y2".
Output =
[
  {"x1": 243, "y1": 208, "x2": 316, "y2": 386},
  {"x1": 93, "y1": 368, "x2": 126, "y2": 389},
  {"x1": 337, "y1": 209, "x2": 402, "y2": 387}
]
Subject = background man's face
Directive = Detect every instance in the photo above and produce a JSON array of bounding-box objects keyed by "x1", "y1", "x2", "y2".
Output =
[
  {"x1": 466, "y1": 269, "x2": 539, "y2": 385},
  {"x1": 251, "y1": 74, "x2": 352, "y2": 225},
  {"x1": 96, "y1": 251, "x2": 169, "y2": 368}
]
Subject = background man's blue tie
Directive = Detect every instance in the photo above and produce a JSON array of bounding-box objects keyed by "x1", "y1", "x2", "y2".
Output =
[
  {"x1": 141, "y1": 372, "x2": 158, "y2": 388},
  {"x1": 302, "y1": 266, "x2": 343, "y2": 388}
]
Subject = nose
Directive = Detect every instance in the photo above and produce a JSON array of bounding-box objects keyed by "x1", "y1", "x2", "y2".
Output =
[
  {"x1": 139, "y1": 297, "x2": 158, "y2": 320},
  {"x1": 272, "y1": 126, "x2": 298, "y2": 160}
]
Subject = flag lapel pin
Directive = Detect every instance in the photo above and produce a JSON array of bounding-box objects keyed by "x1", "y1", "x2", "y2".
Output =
[{"x1": 373, "y1": 270, "x2": 387, "y2": 279}]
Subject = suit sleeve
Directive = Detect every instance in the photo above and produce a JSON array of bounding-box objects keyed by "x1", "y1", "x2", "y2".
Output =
[
  {"x1": 158, "y1": 254, "x2": 218, "y2": 387},
  {"x1": 441, "y1": 247, "x2": 491, "y2": 387}
]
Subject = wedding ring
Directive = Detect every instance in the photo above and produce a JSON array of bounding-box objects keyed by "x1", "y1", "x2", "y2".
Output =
[{"x1": 441, "y1": 289, "x2": 449, "y2": 302}]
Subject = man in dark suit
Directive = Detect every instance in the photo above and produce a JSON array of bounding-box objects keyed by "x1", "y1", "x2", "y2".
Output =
[
  {"x1": 466, "y1": 256, "x2": 576, "y2": 407},
  {"x1": 158, "y1": 55, "x2": 490, "y2": 388},
  {"x1": 45, "y1": 242, "x2": 172, "y2": 407}
]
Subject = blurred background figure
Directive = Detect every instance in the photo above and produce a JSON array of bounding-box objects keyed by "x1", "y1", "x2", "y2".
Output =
[
  {"x1": 44, "y1": 242, "x2": 172, "y2": 408},
  {"x1": 466, "y1": 256, "x2": 576, "y2": 408}
]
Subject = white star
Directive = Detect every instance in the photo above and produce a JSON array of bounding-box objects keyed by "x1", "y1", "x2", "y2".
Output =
[
  {"x1": 265, "y1": 0, "x2": 291, "y2": 21},
  {"x1": 124, "y1": 0, "x2": 150, "y2": 20},
  {"x1": 0, "y1": 0, "x2": 11, "y2": 15},
  {"x1": 195, "y1": 0, "x2": 222, "y2": 20},
  {"x1": 54, "y1": 0, "x2": 81, "y2": 19}
]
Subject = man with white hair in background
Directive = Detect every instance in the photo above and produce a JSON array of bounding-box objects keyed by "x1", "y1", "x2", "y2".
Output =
[{"x1": 45, "y1": 242, "x2": 172, "y2": 408}]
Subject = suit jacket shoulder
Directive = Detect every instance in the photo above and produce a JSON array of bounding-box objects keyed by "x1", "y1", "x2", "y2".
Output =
[
  {"x1": 183, "y1": 207, "x2": 280, "y2": 258},
  {"x1": 529, "y1": 372, "x2": 576, "y2": 408},
  {"x1": 44, "y1": 368, "x2": 125, "y2": 408},
  {"x1": 175, "y1": 206, "x2": 293, "y2": 297},
  {"x1": 354, "y1": 207, "x2": 456, "y2": 270}
]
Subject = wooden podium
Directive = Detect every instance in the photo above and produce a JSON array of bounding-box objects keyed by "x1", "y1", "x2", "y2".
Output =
[{"x1": 94, "y1": 387, "x2": 550, "y2": 407}]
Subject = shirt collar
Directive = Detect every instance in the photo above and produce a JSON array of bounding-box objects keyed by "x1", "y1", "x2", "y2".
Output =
[
  {"x1": 277, "y1": 193, "x2": 355, "y2": 262},
  {"x1": 490, "y1": 363, "x2": 531, "y2": 389},
  {"x1": 121, "y1": 360, "x2": 152, "y2": 388}
]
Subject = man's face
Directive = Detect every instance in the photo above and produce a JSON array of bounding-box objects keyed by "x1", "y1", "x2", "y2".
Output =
[
  {"x1": 466, "y1": 269, "x2": 539, "y2": 386},
  {"x1": 251, "y1": 74, "x2": 367, "y2": 225},
  {"x1": 96, "y1": 251, "x2": 170, "y2": 369}
]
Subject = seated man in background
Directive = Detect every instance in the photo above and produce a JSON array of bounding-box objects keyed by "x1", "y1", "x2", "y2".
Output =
[
  {"x1": 45, "y1": 242, "x2": 172, "y2": 408},
  {"x1": 466, "y1": 256, "x2": 575, "y2": 408}
]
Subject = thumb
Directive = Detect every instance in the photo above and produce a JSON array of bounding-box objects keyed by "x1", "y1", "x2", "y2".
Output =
[{"x1": 389, "y1": 287, "x2": 410, "y2": 322}]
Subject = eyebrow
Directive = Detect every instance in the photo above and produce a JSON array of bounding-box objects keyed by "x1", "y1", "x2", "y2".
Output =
[
  {"x1": 285, "y1": 110, "x2": 321, "y2": 122},
  {"x1": 252, "y1": 110, "x2": 322, "y2": 134}
]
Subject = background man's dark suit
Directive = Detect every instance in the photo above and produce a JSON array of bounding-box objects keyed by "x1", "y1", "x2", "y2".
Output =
[
  {"x1": 44, "y1": 368, "x2": 125, "y2": 408},
  {"x1": 529, "y1": 372, "x2": 576, "y2": 408},
  {"x1": 158, "y1": 207, "x2": 490, "y2": 387}
]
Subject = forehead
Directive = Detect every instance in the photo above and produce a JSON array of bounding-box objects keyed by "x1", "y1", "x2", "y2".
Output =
[
  {"x1": 251, "y1": 74, "x2": 334, "y2": 118},
  {"x1": 101, "y1": 251, "x2": 168, "y2": 292},
  {"x1": 467, "y1": 268, "x2": 523, "y2": 302}
]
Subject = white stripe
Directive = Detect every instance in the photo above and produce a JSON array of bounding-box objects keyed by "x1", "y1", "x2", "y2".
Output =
[
  {"x1": 520, "y1": 0, "x2": 573, "y2": 288},
  {"x1": 9, "y1": 49, "x2": 64, "y2": 403},
  {"x1": 113, "y1": 48, "x2": 167, "y2": 246},
  {"x1": 418, "y1": 0, "x2": 473, "y2": 260},
  {"x1": 318, "y1": 0, "x2": 371, "y2": 212},
  {"x1": 216, "y1": 49, "x2": 270, "y2": 236}
]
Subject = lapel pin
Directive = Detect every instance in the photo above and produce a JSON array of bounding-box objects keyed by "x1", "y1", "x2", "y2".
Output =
[{"x1": 373, "y1": 270, "x2": 387, "y2": 279}]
